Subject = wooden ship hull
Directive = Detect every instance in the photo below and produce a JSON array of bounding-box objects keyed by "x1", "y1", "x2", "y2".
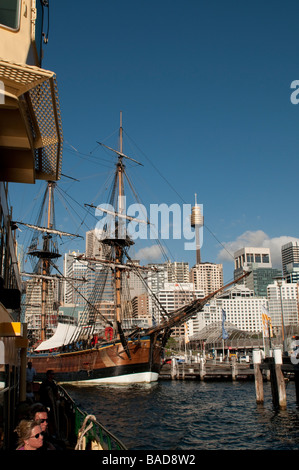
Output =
[{"x1": 30, "y1": 333, "x2": 163, "y2": 384}]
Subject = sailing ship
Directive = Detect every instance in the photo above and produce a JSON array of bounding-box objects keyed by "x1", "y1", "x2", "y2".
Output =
[{"x1": 21, "y1": 114, "x2": 250, "y2": 384}]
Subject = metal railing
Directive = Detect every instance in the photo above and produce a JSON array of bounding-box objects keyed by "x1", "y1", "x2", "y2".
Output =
[{"x1": 57, "y1": 384, "x2": 127, "y2": 450}]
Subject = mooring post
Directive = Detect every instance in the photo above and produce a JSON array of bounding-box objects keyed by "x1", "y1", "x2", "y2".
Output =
[
  {"x1": 273, "y1": 348, "x2": 287, "y2": 409},
  {"x1": 253, "y1": 349, "x2": 264, "y2": 404},
  {"x1": 199, "y1": 357, "x2": 205, "y2": 380},
  {"x1": 171, "y1": 357, "x2": 176, "y2": 380},
  {"x1": 231, "y1": 357, "x2": 237, "y2": 381}
]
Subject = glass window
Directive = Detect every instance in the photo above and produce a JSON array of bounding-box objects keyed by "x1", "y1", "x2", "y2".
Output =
[
  {"x1": 262, "y1": 254, "x2": 270, "y2": 263},
  {"x1": 0, "y1": 0, "x2": 21, "y2": 30}
]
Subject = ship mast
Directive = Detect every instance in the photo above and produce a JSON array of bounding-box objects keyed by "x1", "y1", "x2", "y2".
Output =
[
  {"x1": 41, "y1": 182, "x2": 57, "y2": 341},
  {"x1": 27, "y1": 182, "x2": 82, "y2": 342},
  {"x1": 100, "y1": 112, "x2": 141, "y2": 341},
  {"x1": 115, "y1": 112, "x2": 124, "y2": 330}
]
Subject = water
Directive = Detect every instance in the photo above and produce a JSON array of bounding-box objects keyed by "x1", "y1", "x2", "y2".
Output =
[{"x1": 64, "y1": 380, "x2": 299, "y2": 450}]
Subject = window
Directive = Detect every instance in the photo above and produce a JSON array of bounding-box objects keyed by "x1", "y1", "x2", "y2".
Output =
[
  {"x1": 0, "y1": 0, "x2": 21, "y2": 30},
  {"x1": 262, "y1": 254, "x2": 269, "y2": 263}
]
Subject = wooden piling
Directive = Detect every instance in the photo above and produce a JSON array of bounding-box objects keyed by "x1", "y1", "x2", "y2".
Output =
[
  {"x1": 253, "y1": 349, "x2": 264, "y2": 404},
  {"x1": 254, "y1": 364, "x2": 264, "y2": 404},
  {"x1": 231, "y1": 358, "x2": 237, "y2": 381},
  {"x1": 199, "y1": 358, "x2": 205, "y2": 380},
  {"x1": 269, "y1": 349, "x2": 286, "y2": 409}
]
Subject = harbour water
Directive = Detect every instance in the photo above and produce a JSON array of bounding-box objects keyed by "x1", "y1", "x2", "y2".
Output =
[{"x1": 64, "y1": 379, "x2": 299, "y2": 451}]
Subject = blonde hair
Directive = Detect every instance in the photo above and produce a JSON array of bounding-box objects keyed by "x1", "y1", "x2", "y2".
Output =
[{"x1": 15, "y1": 419, "x2": 41, "y2": 449}]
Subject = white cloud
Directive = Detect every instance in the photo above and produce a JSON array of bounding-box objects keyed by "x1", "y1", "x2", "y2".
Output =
[
  {"x1": 218, "y1": 230, "x2": 299, "y2": 268},
  {"x1": 135, "y1": 244, "x2": 164, "y2": 262}
]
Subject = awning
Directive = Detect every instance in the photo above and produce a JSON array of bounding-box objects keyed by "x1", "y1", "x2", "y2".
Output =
[
  {"x1": 35, "y1": 323, "x2": 78, "y2": 351},
  {"x1": 0, "y1": 59, "x2": 63, "y2": 183}
]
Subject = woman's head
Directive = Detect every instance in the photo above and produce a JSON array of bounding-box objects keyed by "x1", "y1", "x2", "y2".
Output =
[{"x1": 15, "y1": 419, "x2": 43, "y2": 450}]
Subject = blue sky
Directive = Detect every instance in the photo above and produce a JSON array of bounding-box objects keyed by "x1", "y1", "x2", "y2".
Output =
[{"x1": 10, "y1": 0, "x2": 299, "y2": 282}]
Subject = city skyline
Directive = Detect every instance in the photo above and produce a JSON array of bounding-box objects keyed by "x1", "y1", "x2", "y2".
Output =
[{"x1": 9, "y1": 1, "x2": 299, "y2": 283}]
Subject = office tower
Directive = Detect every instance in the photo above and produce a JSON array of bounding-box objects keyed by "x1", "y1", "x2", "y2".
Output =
[
  {"x1": 25, "y1": 278, "x2": 56, "y2": 341},
  {"x1": 86, "y1": 229, "x2": 110, "y2": 259},
  {"x1": 267, "y1": 279, "x2": 299, "y2": 331},
  {"x1": 234, "y1": 247, "x2": 281, "y2": 297},
  {"x1": 63, "y1": 250, "x2": 114, "y2": 325},
  {"x1": 190, "y1": 262, "x2": 223, "y2": 296},
  {"x1": 126, "y1": 260, "x2": 146, "y2": 298},
  {"x1": 281, "y1": 241, "x2": 299, "y2": 281}
]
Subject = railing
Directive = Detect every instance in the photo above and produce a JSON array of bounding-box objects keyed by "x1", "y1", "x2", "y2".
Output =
[{"x1": 57, "y1": 384, "x2": 127, "y2": 450}]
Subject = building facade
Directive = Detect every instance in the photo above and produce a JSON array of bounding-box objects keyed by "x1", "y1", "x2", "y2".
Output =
[
  {"x1": 201, "y1": 285, "x2": 267, "y2": 333},
  {"x1": 267, "y1": 279, "x2": 299, "y2": 332},
  {"x1": 234, "y1": 246, "x2": 281, "y2": 297},
  {"x1": 190, "y1": 262, "x2": 223, "y2": 296}
]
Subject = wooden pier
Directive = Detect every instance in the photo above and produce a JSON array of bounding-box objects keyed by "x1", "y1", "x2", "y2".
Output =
[
  {"x1": 159, "y1": 359, "x2": 255, "y2": 381},
  {"x1": 159, "y1": 349, "x2": 299, "y2": 410}
]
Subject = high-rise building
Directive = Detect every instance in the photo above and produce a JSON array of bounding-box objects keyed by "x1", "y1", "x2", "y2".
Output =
[
  {"x1": 25, "y1": 278, "x2": 57, "y2": 340},
  {"x1": 157, "y1": 282, "x2": 204, "y2": 337},
  {"x1": 234, "y1": 247, "x2": 281, "y2": 297},
  {"x1": 86, "y1": 229, "x2": 110, "y2": 259},
  {"x1": 166, "y1": 261, "x2": 190, "y2": 283},
  {"x1": 281, "y1": 241, "x2": 299, "y2": 279},
  {"x1": 63, "y1": 250, "x2": 114, "y2": 325},
  {"x1": 190, "y1": 262, "x2": 223, "y2": 296},
  {"x1": 267, "y1": 279, "x2": 299, "y2": 332},
  {"x1": 126, "y1": 260, "x2": 146, "y2": 298}
]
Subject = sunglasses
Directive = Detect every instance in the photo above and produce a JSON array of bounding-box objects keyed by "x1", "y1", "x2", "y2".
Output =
[
  {"x1": 30, "y1": 433, "x2": 43, "y2": 439},
  {"x1": 38, "y1": 419, "x2": 48, "y2": 423}
]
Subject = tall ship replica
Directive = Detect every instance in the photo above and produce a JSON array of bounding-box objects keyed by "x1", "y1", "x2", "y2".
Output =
[{"x1": 22, "y1": 112, "x2": 249, "y2": 384}]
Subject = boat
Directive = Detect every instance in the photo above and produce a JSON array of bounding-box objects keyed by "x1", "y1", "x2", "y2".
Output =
[{"x1": 22, "y1": 113, "x2": 250, "y2": 385}]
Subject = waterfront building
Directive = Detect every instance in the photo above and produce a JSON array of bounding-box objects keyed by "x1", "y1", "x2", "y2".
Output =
[
  {"x1": 234, "y1": 246, "x2": 281, "y2": 297},
  {"x1": 200, "y1": 285, "x2": 267, "y2": 333},
  {"x1": 266, "y1": 279, "x2": 299, "y2": 333},
  {"x1": 190, "y1": 262, "x2": 223, "y2": 296}
]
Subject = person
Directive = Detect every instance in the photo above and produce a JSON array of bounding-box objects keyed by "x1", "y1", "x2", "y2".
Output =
[
  {"x1": 38, "y1": 370, "x2": 59, "y2": 408},
  {"x1": 26, "y1": 362, "x2": 36, "y2": 403},
  {"x1": 38, "y1": 370, "x2": 59, "y2": 436},
  {"x1": 15, "y1": 419, "x2": 43, "y2": 450},
  {"x1": 28, "y1": 403, "x2": 56, "y2": 450}
]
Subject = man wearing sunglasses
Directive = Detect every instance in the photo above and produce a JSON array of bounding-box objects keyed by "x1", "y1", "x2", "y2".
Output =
[{"x1": 29, "y1": 403, "x2": 56, "y2": 450}]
